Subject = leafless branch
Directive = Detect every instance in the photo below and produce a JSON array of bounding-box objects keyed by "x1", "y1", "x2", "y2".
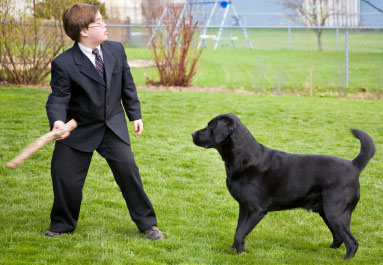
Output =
[{"x1": 147, "y1": 2, "x2": 203, "y2": 87}]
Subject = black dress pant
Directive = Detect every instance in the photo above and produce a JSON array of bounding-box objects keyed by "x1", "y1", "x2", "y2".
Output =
[{"x1": 49, "y1": 128, "x2": 157, "y2": 233}]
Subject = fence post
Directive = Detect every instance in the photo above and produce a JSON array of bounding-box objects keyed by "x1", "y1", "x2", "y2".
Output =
[
  {"x1": 288, "y1": 27, "x2": 291, "y2": 50},
  {"x1": 345, "y1": 27, "x2": 349, "y2": 87},
  {"x1": 336, "y1": 27, "x2": 339, "y2": 50}
]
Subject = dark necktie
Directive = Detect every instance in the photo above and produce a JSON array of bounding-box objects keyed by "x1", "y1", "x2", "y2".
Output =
[{"x1": 92, "y1": 48, "x2": 105, "y2": 80}]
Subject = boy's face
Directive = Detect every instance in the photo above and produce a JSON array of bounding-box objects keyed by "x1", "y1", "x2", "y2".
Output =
[{"x1": 80, "y1": 11, "x2": 108, "y2": 46}]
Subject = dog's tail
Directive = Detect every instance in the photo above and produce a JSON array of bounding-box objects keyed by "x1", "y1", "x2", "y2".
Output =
[{"x1": 351, "y1": 129, "x2": 375, "y2": 171}]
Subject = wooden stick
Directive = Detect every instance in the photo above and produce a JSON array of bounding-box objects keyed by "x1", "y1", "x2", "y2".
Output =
[{"x1": 6, "y1": 119, "x2": 77, "y2": 169}]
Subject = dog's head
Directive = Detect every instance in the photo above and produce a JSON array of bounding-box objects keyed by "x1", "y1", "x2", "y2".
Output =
[{"x1": 192, "y1": 113, "x2": 237, "y2": 149}]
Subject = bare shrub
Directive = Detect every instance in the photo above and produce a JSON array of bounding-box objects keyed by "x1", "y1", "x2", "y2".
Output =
[
  {"x1": 146, "y1": 2, "x2": 202, "y2": 87},
  {"x1": 0, "y1": 0, "x2": 73, "y2": 85}
]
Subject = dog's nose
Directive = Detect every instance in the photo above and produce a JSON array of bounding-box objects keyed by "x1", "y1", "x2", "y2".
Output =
[{"x1": 192, "y1": 132, "x2": 195, "y2": 138}]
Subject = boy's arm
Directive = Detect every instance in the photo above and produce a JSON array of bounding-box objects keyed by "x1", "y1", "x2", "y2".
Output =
[
  {"x1": 46, "y1": 60, "x2": 71, "y2": 130},
  {"x1": 120, "y1": 43, "x2": 142, "y2": 122}
]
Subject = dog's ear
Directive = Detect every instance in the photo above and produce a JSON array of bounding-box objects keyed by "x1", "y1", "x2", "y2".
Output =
[{"x1": 214, "y1": 117, "x2": 234, "y2": 143}]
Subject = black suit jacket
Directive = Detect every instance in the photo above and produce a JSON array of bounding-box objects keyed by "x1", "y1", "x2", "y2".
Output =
[{"x1": 46, "y1": 41, "x2": 141, "y2": 152}]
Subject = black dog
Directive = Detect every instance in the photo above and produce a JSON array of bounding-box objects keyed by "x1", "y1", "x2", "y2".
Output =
[{"x1": 192, "y1": 113, "x2": 375, "y2": 259}]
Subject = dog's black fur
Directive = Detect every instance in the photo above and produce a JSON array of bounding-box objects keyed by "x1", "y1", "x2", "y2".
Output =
[{"x1": 192, "y1": 113, "x2": 375, "y2": 259}]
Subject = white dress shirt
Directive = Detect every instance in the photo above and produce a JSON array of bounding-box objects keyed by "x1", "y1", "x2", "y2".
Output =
[{"x1": 78, "y1": 42, "x2": 104, "y2": 67}]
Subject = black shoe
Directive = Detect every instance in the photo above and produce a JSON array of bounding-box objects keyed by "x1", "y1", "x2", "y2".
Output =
[
  {"x1": 44, "y1": 230, "x2": 62, "y2": 237},
  {"x1": 144, "y1": 226, "x2": 164, "y2": 240}
]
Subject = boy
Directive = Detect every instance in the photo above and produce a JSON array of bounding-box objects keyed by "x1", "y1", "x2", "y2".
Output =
[{"x1": 44, "y1": 3, "x2": 163, "y2": 240}]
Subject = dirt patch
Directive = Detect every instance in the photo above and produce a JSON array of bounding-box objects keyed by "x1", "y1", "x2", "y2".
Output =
[
  {"x1": 1, "y1": 83, "x2": 380, "y2": 100},
  {"x1": 129, "y1": 59, "x2": 156, "y2": 68},
  {"x1": 137, "y1": 84, "x2": 382, "y2": 100},
  {"x1": 137, "y1": 84, "x2": 254, "y2": 94}
]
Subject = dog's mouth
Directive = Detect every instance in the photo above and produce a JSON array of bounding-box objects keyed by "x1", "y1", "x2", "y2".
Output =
[
  {"x1": 192, "y1": 132, "x2": 200, "y2": 145},
  {"x1": 192, "y1": 130, "x2": 214, "y2": 149},
  {"x1": 192, "y1": 132, "x2": 206, "y2": 148}
]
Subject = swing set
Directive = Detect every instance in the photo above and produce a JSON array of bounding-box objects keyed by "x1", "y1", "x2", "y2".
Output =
[{"x1": 146, "y1": 0, "x2": 253, "y2": 49}]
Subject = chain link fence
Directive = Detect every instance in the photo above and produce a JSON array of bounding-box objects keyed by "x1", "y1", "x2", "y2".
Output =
[{"x1": 106, "y1": 22, "x2": 383, "y2": 94}]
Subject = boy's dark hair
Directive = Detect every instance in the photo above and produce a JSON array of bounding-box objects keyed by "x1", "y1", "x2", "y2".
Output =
[{"x1": 63, "y1": 3, "x2": 99, "y2": 42}]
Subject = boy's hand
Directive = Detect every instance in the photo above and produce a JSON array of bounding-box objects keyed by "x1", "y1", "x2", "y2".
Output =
[
  {"x1": 133, "y1": 119, "x2": 143, "y2": 137},
  {"x1": 53, "y1": 120, "x2": 70, "y2": 140}
]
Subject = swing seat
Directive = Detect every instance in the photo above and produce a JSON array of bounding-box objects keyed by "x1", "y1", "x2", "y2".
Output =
[
  {"x1": 220, "y1": 36, "x2": 238, "y2": 40},
  {"x1": 200, "y1": 34, "x2": 218, "y2": 40},
  {"x1": 200, "y1": 35, "x2": 237, "y2": 41}
]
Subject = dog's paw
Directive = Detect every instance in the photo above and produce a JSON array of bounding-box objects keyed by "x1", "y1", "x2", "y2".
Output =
[
  {"x1": 236, "y1": 245, "x2": 245, "y2": 254},
  {"x1": 233, "y1": 243, "x2": 245, "y2": 254},
  {"x1": 233, "y1": 238, "x2": 245, "y2": 254},
  {"x1": 330, "y1": 240, "x2": 343, "y2": 249}
]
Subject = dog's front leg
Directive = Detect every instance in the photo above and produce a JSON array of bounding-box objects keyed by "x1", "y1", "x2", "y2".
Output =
[
  {"x1": 232, "y1": 210, "x2": 265, "y2": 254},
  {"x1": 232, "y1": 204, "x2": 248, "y2": 249}
]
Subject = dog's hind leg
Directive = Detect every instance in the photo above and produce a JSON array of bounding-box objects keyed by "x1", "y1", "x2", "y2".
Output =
[
  {"x1": 318, "y1": 211, "x2": 343, "y2": 248},
  {"x1": 232, "y1": 210, "x2": 265, "y2": 254},
  {"x1": 339, "y1": 211, "x2": 359, "y2": 259},
  {"x1": 324, "y1": 207, "x2": 358, "y2": 259}
]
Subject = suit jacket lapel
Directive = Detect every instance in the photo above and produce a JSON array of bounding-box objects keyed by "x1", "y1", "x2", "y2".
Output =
[
  {"x1": 72, "y1": 42, "x2": 105, "y2": 86},
  {"x1": 101, "y1": 43, "x2": 116, "y2": 90}
]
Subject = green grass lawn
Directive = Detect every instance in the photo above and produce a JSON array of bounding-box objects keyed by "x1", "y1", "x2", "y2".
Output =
[
  {"x1": 125, "y1": 28, "x2": 383, "y2": 94},
  {"x1": 127, "y1": 47, "x2": 383, "y2": 94},
  {"x1": 209, "y1": 28, "x2": 383, "y2": 52},
  {"x1": 1, "y1": 87, "x2": 382, "y2": 264}
]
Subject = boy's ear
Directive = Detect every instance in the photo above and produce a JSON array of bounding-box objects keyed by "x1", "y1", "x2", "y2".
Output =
[{"x1": 80, "y1": 28, "x2": 88, "y2": 37}]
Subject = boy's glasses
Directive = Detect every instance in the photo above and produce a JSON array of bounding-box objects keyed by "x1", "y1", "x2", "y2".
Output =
[{"x1": 88, "y1": 18, "x2": 106, "y2": 28}]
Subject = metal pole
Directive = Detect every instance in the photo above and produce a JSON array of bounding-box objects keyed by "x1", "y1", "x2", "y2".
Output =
[
  {"x1": 336, "y1": 27, "x2": 339, "y2": 50},
  {"x1": 230, "y1": 3, "x2": 253, "y2": 49},
  {"x1": 197, "y1": 0, "x2": 219, "y2": 49},
  {"x1": 175, "y1": 2, "x2": 188, "y2": 29},
  {"x1": 214, "y1": 2, "x2": 230, "y2": 50},
  {"x1": 288, "y1": 27, "x2": 291, "y2": 50},
  {"x1": 173, "y1": 1, "x2": 189, "y2": 47},
  {"x1": 345, "y1": 27, "x2": 349, "y2": 87},
  {"x1": 228, "y1": 27, "x2": 235, "y2": 48},
  {"x1": 146, "y1": 6, "x2": 168, "y2": 48}
]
